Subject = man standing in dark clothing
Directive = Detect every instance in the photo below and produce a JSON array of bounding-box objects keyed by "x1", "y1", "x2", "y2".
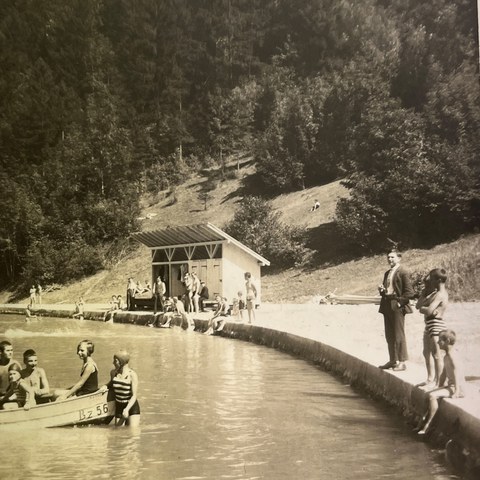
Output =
[
  {"x1": 378, "y1": 250, "x2": 414, "y2": 371},
  {"x1": 198, "y1": 281, "x2": 209, "y2": 312}
]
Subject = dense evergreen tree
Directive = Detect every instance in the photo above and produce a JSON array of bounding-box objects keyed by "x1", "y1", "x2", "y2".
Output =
[{"x1": 0, "y1": 0, "x2": 479, "y2": 287}]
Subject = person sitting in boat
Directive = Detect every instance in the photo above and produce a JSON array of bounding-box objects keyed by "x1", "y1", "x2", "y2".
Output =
[
  {"x1": 54, "y1": 340, "x2": 99, "y2": 401},
  {"x1": 21, "y1": 349, "x2": 51, "y2": 404},
  {"x1": 106, "y1": 350, "x2": 140, "y2": 427},
  {"x1": 0, "y1": 340, "x2": 22, "y2": 397},
  {"x1": 0, "y1": 363, "x2": 35, "y2": 410}
]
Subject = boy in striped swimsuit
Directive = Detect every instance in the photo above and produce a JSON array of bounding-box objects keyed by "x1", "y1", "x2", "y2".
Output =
[
  {"x1": 108, "y1": 350, "x2": 140, "y2": 427},
  {"x1": 416, "y1": 268, "x2": 449, "y2": 387}
]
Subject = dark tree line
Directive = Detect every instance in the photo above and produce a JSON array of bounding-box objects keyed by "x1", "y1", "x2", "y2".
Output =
[{"x1": 0, "y1": 0, "x2": 479, "y2": 289}]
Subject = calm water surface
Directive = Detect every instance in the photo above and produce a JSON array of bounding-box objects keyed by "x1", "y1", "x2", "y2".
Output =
[{"x1": 0, "y1": 315, "x2": 455, "y2": 480}]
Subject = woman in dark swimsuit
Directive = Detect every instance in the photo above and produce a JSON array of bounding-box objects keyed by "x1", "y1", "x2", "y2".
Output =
[{"x1": 54, "y1": 340, "x2": 99, "y2": 401}]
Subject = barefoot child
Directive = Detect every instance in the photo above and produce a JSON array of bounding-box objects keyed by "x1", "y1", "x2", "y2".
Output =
[
  {"x1": 0, "y1": 363, "x2": 36, "y2": 410},
  {"x1": 417, "y1": 329, "x2": 465, "y2": 435},
  {"x1": 21, "y1": 349, "x2": 50, "y2": 403},
  {"x1": 416, "y1": 269, "x2": 449, "y2": 386},
  {"x1": 107, "y1": 350, "x2": 140, "y2": 427}
]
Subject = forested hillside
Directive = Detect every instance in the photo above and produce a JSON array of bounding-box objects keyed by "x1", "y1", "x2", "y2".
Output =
[{"x1": 1, "y1": 0, "x2": 479, "y2": 292}]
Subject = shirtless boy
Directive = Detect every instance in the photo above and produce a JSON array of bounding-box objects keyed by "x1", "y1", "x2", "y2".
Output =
[
  {"x1": 417, "y1": 329, "x2": 465, "y2": 435},
  {"x1": 21, "y1": 349, "x2": 50, "y2": 403}
]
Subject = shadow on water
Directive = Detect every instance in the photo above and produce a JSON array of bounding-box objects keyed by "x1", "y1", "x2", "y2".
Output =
[{"x1": 301, "y1": 391, "x2": 361, "y2": 400}]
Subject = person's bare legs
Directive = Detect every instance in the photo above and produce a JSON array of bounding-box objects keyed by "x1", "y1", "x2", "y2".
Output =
[
  {"x1": 431, "y1": 336, "x2": 443, "y2": 386},
  {"x1": 418, "y1": 388, "x2": 450, "y2": 435},
  {"x1": 421, "y1": 331, "x2": 434, "y2": 385}
]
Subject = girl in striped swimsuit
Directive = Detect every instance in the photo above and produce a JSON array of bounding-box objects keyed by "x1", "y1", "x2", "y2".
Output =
[
  {"x1": 108, "y1": 350, "x2": 140, "y2": 427},
  {"x1": 416, "y1": 268, "x2": 449, "y2": 387}
]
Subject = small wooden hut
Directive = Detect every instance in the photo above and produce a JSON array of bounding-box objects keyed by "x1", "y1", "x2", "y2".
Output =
[{"x1": 132, "y1": 223, "x2": 270, "y2": 304}]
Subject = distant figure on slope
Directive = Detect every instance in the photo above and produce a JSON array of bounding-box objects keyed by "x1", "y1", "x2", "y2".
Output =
[{"x1": 310, "y1": 199, "x2": 320, "y2": 212}]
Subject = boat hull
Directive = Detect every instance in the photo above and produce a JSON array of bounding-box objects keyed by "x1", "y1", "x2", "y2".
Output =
[{"x1": 0, "y1": 390, "x2": 115, "y2": 428}]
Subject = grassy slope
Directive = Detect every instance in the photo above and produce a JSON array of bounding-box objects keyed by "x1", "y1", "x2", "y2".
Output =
[{"x1": 5, "y1": 161, "x2": 479, "y2": 305}]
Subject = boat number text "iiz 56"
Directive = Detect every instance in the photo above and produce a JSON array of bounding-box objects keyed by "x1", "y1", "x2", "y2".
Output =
[{"x1": 78, "y1": 403, "x2": 109, "y2": 421}]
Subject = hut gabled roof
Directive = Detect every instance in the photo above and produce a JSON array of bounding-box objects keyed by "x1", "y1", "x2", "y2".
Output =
[{"x1": 132, "y1": 223, "x2": 270, "y2": 266}]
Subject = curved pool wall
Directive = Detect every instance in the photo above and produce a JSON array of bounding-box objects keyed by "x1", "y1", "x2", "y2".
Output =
[{"x1": 2, "y1": 304, "x2": 479, "y2": 478}]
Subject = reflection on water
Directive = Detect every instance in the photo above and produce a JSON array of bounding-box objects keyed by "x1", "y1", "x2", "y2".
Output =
[{"x1": 0, "y1": 315, "x2": 453, "y2": 479}]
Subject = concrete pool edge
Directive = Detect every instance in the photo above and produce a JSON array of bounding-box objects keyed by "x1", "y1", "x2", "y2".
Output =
[{"x1": 2, "y1": 304, "x2": 480, "y2": 477}]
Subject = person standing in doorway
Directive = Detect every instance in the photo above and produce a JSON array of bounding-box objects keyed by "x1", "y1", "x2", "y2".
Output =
[
  {"x1": 378, "y1": 250, "x2": 414, "y2": 371},
  {"x1": 153, "y1": 276, "x2": 166, "y2": 314}
]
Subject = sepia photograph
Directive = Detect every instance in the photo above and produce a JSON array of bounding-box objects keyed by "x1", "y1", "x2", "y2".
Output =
[{"x1": 0, "y1": 1, "x2": 479, "y2": 478}]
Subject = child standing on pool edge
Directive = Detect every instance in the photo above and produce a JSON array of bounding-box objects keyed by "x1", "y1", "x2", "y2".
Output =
[
  {"x1": 244, "y1": 272, "x2": 257, "y2": 324},
  {"x1": 416, "y1": 268, "x2": 449, "y2": 386},
  {"x1": 107, "y1": 350, "x2": 140, "y2": 427}
]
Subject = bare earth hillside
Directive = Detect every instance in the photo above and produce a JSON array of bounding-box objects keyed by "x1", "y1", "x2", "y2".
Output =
[{"x1": 6, "y1": 161, "x2": 479, "y2": 305}]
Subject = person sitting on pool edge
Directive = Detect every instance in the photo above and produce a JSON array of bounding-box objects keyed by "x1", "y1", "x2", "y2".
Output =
[
  {"x1": 204, "y1": 295, "x2": 229, "y2": 335},
  {"x1": 105, "y1": 350, "x2": 140, "y2": 427},
  {"x1": 415, "y1": 329, "x2": 465, "y2": 435}
]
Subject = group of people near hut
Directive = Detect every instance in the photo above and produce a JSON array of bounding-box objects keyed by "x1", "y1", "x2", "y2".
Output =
[
  {"x1": 0, "y1": 339, "x2": 139, "y2": 427},
  {"x1": 377, "y1": 249, "x2": 465, "y2": 435},
  {"x1": 146, "y1": 271, "x2": 257, "y2": 334}
]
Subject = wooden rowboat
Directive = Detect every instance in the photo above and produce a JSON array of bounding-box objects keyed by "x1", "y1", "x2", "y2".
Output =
[{"x1": 0, "y1": 390, "x2": 115, "y2": 429}]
